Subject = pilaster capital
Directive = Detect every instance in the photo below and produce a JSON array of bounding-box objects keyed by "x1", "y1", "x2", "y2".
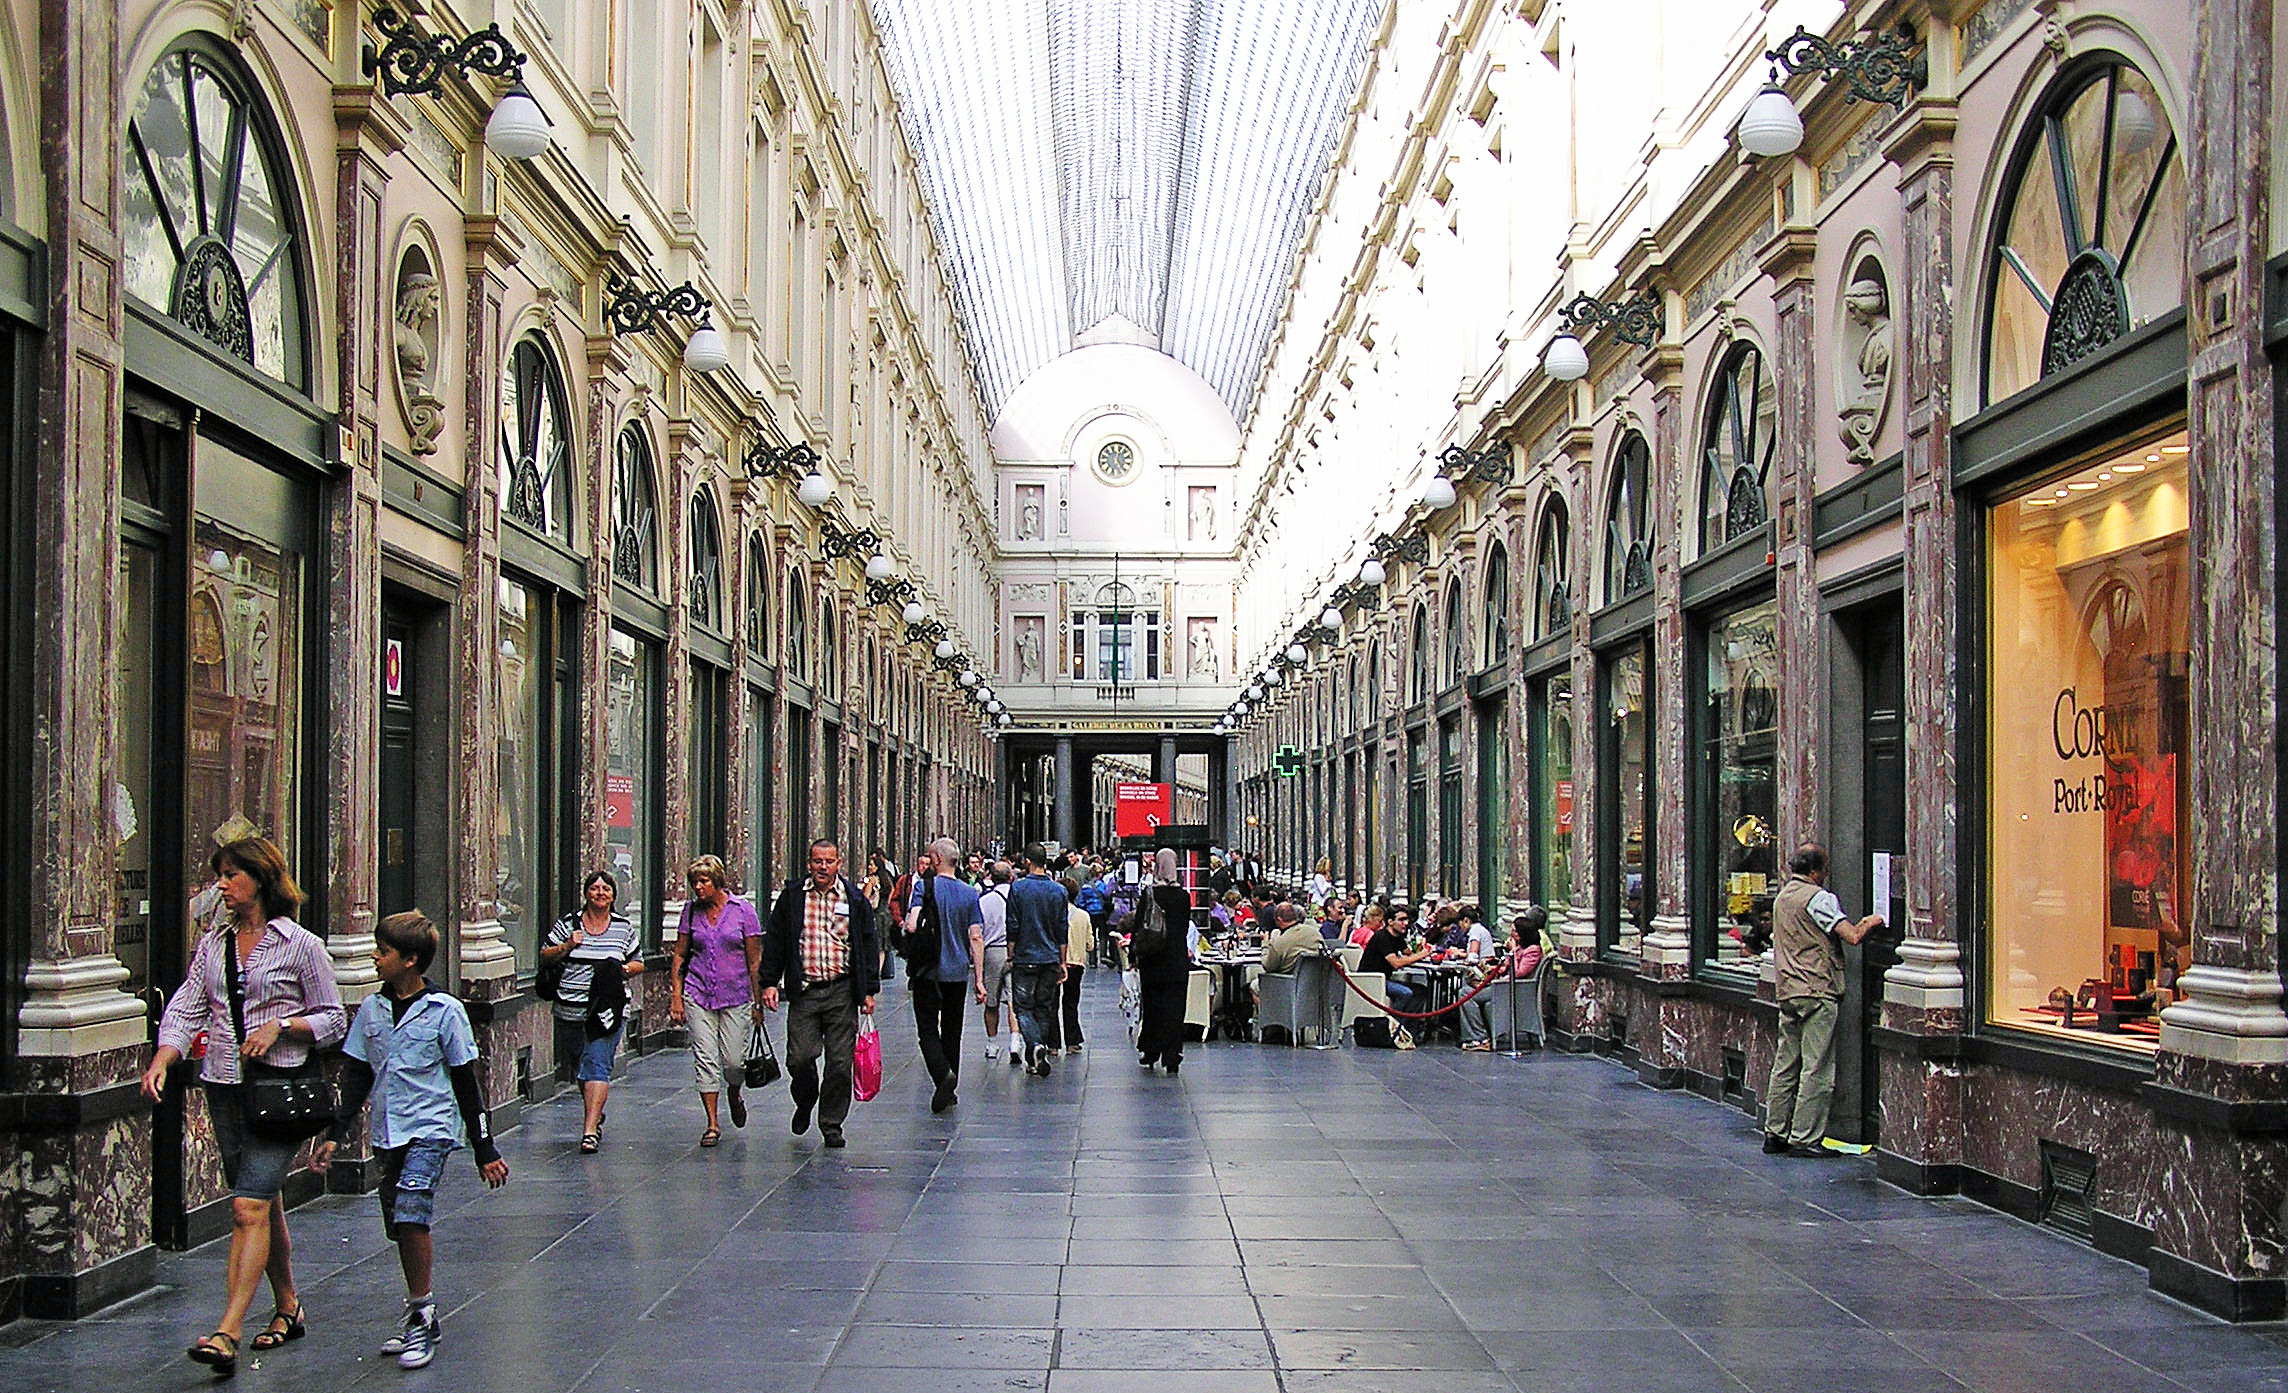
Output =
[
  {"x1": 1757, "y1": 226, "x2": 1820, "y2": 290},
  {"x1": 333, "y1": 85, "x2": 411, "y2": 158}
]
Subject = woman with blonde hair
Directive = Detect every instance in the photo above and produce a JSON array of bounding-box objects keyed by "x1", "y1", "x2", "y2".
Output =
[
  {"x1": 143, "y1": 837, "x2": 346, "y2": 1376},
  {"x1": 1308, "y1": 857, "x2": 1334, "y2": 908},
  {"x1": 670, "y1": 854, "x2": 762, "y2": 1147}
]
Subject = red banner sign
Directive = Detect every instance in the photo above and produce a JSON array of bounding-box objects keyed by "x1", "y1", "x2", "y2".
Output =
[{"x1": 1113, "y1": 782, "x2": 1173, "y2": 839}]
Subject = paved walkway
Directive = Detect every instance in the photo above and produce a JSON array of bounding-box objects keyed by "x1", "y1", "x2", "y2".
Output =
[{"x1": 6, "y1": 977, "x2": 2284, "y2": 1392}]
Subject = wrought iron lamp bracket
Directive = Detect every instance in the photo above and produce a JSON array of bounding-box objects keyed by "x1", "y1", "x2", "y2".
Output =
[
  {"x1": 1438, "y1": 443, "x2": 1513, "y2": 486},
  {"x1": 905, "y1": 620, "x2": 947, "y2": 646},
  {"x1": 931, "y1": 650, "x2": 967, "y2": 674},
  {"x1": 866, "y1": 576, "x2": 917, "y2": 607},
  {"x1": 1372, "y1": 530, "x2": 1433, "y2": 567},
  {"x1": 1766, "y1": 23, "x2": 1926, "y2": 110},
  {"x1": 364, "y1": 7, "x2": 527, "y2": 96},
  {"x1": 817, "y1": 519, "x2": 879, "y2": 561},
  {"x1": 1558, "y1": 291, "x2": 1664, "y2": 350},
  {"x1": 604, "y1": 277, "x2": 712, "y2": 337}
]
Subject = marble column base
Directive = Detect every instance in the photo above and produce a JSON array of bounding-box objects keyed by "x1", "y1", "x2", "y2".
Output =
[
  {"x1": 1558, "y1": 904, "x2": 1597, "y2": 963},
  {"x1": 1638, "y1": 915, "x2": 1690, "y2": 981},
  {"x1": 2160, "y1": 966, "x2": 2288, "y2": 1066},
  {"x1": 16, "y1": 954, "x2": 146, "y2": 1057},
  {"x1": 3, "y1": 1043, "x2": 157, "y2": 1318},
  {"x1": 457, "y1": 916, "x2": 516, "y2": 982},
  {"x1": 1881, "y1": 935, "x2": 1964, "y2": 1015}
]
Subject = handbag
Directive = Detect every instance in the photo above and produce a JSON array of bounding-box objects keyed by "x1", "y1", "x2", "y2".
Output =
[
  {"x1": 743, "y1": 1015, "x2": 782, "y2": 1089},
  {"x1": 852, "y1": 1014, "x2": 882, "y2": 1103},
  {"x1": 220, "y1": 930, "x2": 339, "y2": 1143}
]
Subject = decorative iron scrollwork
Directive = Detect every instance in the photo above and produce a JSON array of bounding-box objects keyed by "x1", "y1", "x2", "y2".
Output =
[
  {"x1": 604, "y1": 277, "x2": 713, "y2": 337},
  {"x1": 612, "y1": 525, "x2": 645, "y2": 584},
  {"x1": 1438, "y1": 443, "x2": 1513, "y2": 486},
  {"x1": 1546, "y1": 586, "x2": 1572, "y2": 633},
  {"x1": 365, "y1": 7, "x2": 527, "y2": 96},
  {"x1": 506, "y1": 455, "x2": 548, "y2": 529},
  {"x1": 867, "y1": 576, "x2": 916, "y2": 607},
  {"x1": 905, "y1": 619, "x2": 946, "y2": 646},
  {"x1": 172, "y1": 237, "x2": 254, "y2": 363},
  {"x1": 1766, "y1": 23, "x2": 1926, "y2": 110},
  {"x1": 1621, "y1": 543, "x2": 1652, "y2": 597},
  {"x1": 2040, "y1": 248, "x2": 2131, "y2": 379},
  {"x1": 1372, "y1": 530, "x2": 1432, "y2": 567},
  {"x1": 1723, "y1": 468, "x2": 1769, "y2": 543},
  {"x1": 1558, "y1": 290, "x2": 1664, "y2": 350}
]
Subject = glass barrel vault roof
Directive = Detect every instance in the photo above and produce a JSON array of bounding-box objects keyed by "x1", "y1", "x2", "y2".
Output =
[{"x1": 872, "y1": 0, "x2": 1384, "y2": 420}]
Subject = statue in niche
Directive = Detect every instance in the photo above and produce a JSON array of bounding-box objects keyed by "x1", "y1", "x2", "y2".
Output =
[
  {"x1": 1189, "y1": 620, "x2": 1220, "y2": 682},
  {"x1": 1837, "y1": 275, "x2": 1892, "y2": 469},
  {"x1": 1015, "y1": 619, "x2": 1043, "y2": 683},
  {"x1": 1188, "y1": 486, "x2": 1216, "y2": 541},
  {"x1": 1016, "y1": 484, "x2": 1043, "y2": 540},
  {"x1": 393, "y1": 268, "x2": 447, "y2": 455}
]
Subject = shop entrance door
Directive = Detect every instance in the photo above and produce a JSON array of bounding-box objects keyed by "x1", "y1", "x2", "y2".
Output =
[
  {"x1": 378, "y1": 611, "x2": 418, "y2": 921},
  {"x1": 1833, "y1": 598, "x2": 1905, "y2": 1145}
]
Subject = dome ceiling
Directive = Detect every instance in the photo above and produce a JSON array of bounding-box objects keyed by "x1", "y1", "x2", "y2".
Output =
[{"x1": 872, "y1": 0, "x2": 1384, "y2": 422}]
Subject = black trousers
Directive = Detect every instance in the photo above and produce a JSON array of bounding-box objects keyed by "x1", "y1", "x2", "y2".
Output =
[
  {"x1": 911, "y1": 977, "x2": 967, "y2": 1088},
  {"x1": 1137, "y1": 972, "x2": 1187, "y2": 1067},
  {"x1": 1052, "y1": 966, "x2": 1085, "y2": 1048}
]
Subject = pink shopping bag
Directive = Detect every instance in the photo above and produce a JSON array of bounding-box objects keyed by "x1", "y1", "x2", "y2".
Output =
[{"x1": 852, "y1": 1013, "x2": 882, "y2": 1102}]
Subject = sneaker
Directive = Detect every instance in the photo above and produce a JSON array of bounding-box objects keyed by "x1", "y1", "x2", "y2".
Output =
[
  {"x1": 983, "y1": 1041, "x2": 1000, "y2": 1061},
  {"x1": 379, "y1": 1302, "x2": 425, "y2": 1355},
  {"x1": 1030, "y1": 1044, "x2": 1053, "y2": 1077},
  {"x1": 396, "y1": 1307, "x2": 440, "y2": 1369},
  {"x1": 1008, "y1": 1038, "x2": 1024, "y2": 1067},
  {"x1": 1066, "y1": 1043, "x2": 1084, "y2": 1055}
]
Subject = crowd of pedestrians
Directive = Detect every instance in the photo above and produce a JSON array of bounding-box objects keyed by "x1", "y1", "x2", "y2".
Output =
[{"x1": 144, "y1": 829, "x2": 1736, "y2": 1380}]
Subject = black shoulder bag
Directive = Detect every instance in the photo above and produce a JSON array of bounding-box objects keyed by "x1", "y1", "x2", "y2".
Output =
[
  {"x1": 743, "y1": 1014, "x2": 782, "y2": 1089},
  {"x1": 221, "y1": 933, "x2": 339, "y2": 1143}
]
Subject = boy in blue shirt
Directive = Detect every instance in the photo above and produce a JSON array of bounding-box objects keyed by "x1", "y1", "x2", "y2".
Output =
[{"x1": 314, "y1": 911, "x2": 507, "y2": 1369}]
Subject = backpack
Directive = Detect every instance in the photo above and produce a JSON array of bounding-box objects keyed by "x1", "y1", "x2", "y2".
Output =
[
  {"x1": 1076, "y1": 882, "x2": 1108, "y2": 917},
  {"x1": 1129, "y1": 892, "x2": 1169, "y2": 963},
  {"x1": 902, "y1": 877, "x2": 943, "y2": 967}
]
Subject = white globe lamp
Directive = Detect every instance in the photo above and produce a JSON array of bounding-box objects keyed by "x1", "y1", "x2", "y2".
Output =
[
  {"x1": 483, "y1": 84, "x2": 552, "y2": 159},
  {"x1": 682, "y1": 324, "x2": 730, "y2": 373},
  {"x1": 1543, "y1": 333, "x2": 1591, "y2": 382},
  {"x1": 1320, "y1": 607, "x2": 1343, "y2": 630},
  {"x1": 901, "y1": 601, "x2": 925, "y2": 625},
  {"x1": 864, "y1": 552, "x2": 893, "y2": 581},
  {"x1": 1737, "y1": 83, "x2": 1805, "y2": 159},
  {"x1": 796, "y1": 470, "x2": 834, "y2": 508},
  {"x1": 1422, "y1": 475, "x2": 1457, "y2": 510},
  {"x1": 1358, "y1": 558, "x2": 1386, "y2": 587}
]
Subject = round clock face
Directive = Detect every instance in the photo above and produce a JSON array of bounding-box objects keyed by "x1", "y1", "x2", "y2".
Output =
[{"x1": 1096, "y1": 440, "x2": 1135, "y2": 483}]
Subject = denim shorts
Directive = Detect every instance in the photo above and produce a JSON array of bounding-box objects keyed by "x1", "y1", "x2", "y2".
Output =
[
  {"x1": 204, "y1": 1081, "x2": 298, "y2": 1201},
  {"x1": 377, "y1": 1137, "x2": 456, "y2": 1235},
  {"x1": 555, "y1": 1017, "x2": 624, "y2": 1083}
]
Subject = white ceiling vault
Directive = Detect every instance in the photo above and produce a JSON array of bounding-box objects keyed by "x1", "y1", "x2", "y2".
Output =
[{"x1": 871, "y1": 0, "x2": 1385, "y2": 424}]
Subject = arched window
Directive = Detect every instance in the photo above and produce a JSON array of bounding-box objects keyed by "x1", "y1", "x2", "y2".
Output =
[
  {"x1": 1366, "y1": 643, "x2": 1382, "y2": 719},
  {"x1": 745, "y1": 533, "x2": 770, "y2": 653},
  {"x1": 785, "y1": 569, "x2": 808, "y2": 678},
  {"x1": 1481, "y1": 543, "x2": 1510, "y2": 668},
  {"x1": 1983, "y1": 57, "x2": 2185, "y2": 405},
  {"x1": 500, "y1": 334, "x2": 574, "y2": 539},
  {"x1": 1409, "y1": 604, "x2": 1430, "y2": 705},
  {"x1": 1603, "y1": 432, "x2": 1653, "y2": 605},
  {"x1": 611, "y1": 424, "x2": 658, "y2": 592},
  {"x1": 688, "y1": 489, "x2": 724, "y2": 631},
  {"x1": 1698, "y1": 343, "x2": 1775, "y2": 554},
  {"x1": 1533, "y1": 497, "x2": 1572, "y2": 641},
  {"x1": 1442, "y1": 579, "x2": 1467, "y2": 686},
  {"x1": 1347, "y1": 657, "x2": 1361, "y2": 727},
  {"x1": 121, "y1": 41, "x2": 309, "y2": 387}
]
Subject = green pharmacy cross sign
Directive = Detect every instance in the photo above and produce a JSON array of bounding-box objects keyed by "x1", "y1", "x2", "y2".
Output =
[{"x1": 1272, "y1": 744, "x2": 1306, "y2": 778}]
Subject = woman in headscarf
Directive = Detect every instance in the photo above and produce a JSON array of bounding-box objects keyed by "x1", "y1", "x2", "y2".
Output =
[{"x1": 1125, "y1": 848, "x2": 1197, "y2": 1075}]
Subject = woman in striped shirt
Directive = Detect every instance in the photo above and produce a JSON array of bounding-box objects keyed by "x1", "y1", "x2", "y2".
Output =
[{"x1": 143, "y1": 836, "x2": 346, "y2": 1377}]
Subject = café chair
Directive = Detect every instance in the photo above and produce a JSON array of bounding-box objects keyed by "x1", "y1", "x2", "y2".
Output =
[
  {"x1": 1478, "y1": 955, "x2": 1550, "y2": 1050},
  {"x1": 1184, "y1": 968, "x2": 1213, "y2": 1039}
]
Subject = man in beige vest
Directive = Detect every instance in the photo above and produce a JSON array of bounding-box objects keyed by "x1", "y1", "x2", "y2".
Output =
[{"x1": 1763, "y1": 842, "x2": 1885, "y2": 1158}]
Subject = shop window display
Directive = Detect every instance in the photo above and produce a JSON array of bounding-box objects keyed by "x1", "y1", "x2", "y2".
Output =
[
  {"x1": 1985, "y1": 430, "x2": 2188, "y2": 1049},
  {"x1": 607, "y1": 626, "x2": 660, "y2": 946},
  {"x1": 1602, "y1": 644, "x2": 1650, "y2": 956},
  {"x1": 1697, "y1": 601, "x2": 1778, "y2": 970},
  {"x1": 1531, "y1": 673, "x2": 1574, "y2": 914}
]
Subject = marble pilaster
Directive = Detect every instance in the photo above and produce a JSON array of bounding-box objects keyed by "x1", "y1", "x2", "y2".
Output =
[{"x1": 455, "y1": 215, "x2": 515, "y2": 986}]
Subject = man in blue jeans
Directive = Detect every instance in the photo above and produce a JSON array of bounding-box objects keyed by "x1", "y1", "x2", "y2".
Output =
[
  {"x1": 1002, "y1": 837, "x2": 1070, "y2": 1075},
  {"x1": 1005, "y1": 843, "x2": 1071, "y2": 1076}
]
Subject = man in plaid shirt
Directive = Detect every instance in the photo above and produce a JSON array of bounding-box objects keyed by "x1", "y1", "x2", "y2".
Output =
[{"x1": 761, "y1": 839, "x2": 880, "y2": 1149}]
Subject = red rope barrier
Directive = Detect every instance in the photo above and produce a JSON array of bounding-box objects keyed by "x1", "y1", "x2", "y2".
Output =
[{"x1": 1323, "y1": 955, "x2": 1517, "y2": 1020}]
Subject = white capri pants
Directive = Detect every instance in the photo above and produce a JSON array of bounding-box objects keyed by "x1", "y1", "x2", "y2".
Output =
[{"x1": 685, "y1": 1000, "x2": 748, "y2": 1094}]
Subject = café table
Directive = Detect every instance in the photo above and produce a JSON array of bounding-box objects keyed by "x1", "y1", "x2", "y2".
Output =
[{"x1": 1197, "y1": 951, "x2": 1263, "y2": 1041}]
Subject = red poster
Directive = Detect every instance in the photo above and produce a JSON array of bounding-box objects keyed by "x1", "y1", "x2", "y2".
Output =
[
  {"x1": 1114, "y1": 782, "x2": 1173, "y2": 839},
  {"x1": 1554, "y1": 779, "x2": 1575, "y2": 835},
  {"x1": 605, "y1": 772, "x2": 634, "y2": 830}
]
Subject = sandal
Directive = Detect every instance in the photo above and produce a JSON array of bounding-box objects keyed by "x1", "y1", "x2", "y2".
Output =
[
  {"x1": 249, "y1": 1302, "x2": 305, "y2": 1350},
  {"x1": 187, "y1": 1330, "x2": 238, "y2": 1376},
  {"x1": 700, "y1": 1127, "x2": 720, "y2": 1148},
  {"x1": 579, "y1": 1132, "x2": 600, "y2": 1153}
]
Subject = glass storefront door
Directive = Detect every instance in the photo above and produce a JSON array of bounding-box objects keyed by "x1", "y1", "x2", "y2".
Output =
[
  {"x1": 1601, "y1": 642, "x2": 1651, "y2": 956},
  {"x1": 1530, "y1": 672, "x2": 1574, "y2": 916}
]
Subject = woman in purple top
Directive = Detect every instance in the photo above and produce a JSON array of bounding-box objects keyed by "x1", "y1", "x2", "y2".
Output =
[
  {"x1": 670, "y1": 854, "x2": 764, "y2": 1146},
  {"x1": 142, "y1": 837, "x2": 346, "y2": 1377}
]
